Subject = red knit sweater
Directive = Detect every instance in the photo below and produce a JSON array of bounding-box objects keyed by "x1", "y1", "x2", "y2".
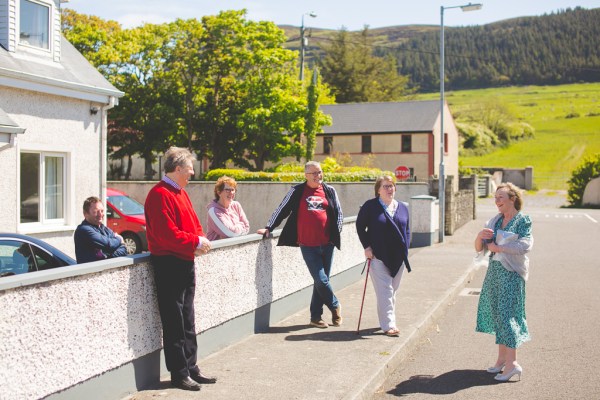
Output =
[{"x1": 144, "y1": 181, "x2": 204, "y2": 261}]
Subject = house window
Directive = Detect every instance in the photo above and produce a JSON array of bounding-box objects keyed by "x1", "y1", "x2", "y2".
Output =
[
  {"x1": 361, "y1": 135, "x2": 371, "y2": 153},
  {"x1": 323, "y1": 136, "x2": 333, "y2": 155},
  {"x1": 20, "y1": 152, "x2": 65, "y2": 224},
  {"x1": 20, "y1": 0, "x2": 50, "y2": 50},
  {"x1": 401, "y1": 135, "x2": 412, "y2": 153},
  {"x1": 444, "y1": 133, "x2": 449, "y2": 153}
]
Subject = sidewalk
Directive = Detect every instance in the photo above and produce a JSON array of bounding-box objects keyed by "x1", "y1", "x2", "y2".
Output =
[{"x1": 125, "y1": 217, "x2": 483, "y2": 400}]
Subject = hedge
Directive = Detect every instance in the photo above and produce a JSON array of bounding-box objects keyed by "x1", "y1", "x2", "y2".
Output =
[{"x1": 204, "y1": 168, "x2": 396, "y2": 182}]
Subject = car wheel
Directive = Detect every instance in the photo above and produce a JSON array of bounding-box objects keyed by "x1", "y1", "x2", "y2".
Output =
[{"x1": 122, "y1": 233, "x2": 141, "y2": 255}]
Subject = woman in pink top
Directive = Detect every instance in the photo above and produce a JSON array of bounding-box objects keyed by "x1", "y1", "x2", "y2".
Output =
[{"x1": 206, "y1": 176, "x2": 250, "y2": 240}]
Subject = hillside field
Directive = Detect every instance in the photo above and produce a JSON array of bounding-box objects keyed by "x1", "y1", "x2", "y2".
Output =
[{"x1": 416, "y1": 83, "x2": 600, "y2": 190}]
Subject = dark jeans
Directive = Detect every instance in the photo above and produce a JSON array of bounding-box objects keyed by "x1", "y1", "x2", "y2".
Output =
[
  {"x1": 300, "y1": 244, "x2": 340, "y2": 321},
  {"x1": 152, "y1": 255, "x2": 200, "y2": 380}
]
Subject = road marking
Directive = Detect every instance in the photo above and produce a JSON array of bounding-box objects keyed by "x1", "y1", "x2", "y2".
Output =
[
  {"x1": 539, "y1": 213, "x2": 591, "y2": 219},
  {"x1": 584, "y1": 213, "x2": 598, "y2": 223}
]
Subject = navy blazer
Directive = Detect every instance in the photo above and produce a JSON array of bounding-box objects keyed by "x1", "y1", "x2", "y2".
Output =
[{"x1": 356, "y1": 198, "x2": 411, "y2": 277}]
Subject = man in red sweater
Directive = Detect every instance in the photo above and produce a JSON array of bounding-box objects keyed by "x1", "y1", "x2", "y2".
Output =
[{"x1": 145, "y1": 146, "x2": 216, "y2": 392}]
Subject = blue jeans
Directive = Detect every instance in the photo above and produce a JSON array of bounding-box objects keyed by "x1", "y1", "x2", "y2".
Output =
[{"x1": 300, "y1": 244, "x2": 340, "y2": 321}]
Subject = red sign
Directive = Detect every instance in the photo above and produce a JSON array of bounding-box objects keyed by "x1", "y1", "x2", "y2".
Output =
[{"x1": 394, "y1": 165, "x2": 410, "y2": 181}]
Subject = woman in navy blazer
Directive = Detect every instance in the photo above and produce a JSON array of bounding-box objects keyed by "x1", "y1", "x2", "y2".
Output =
[{"x1": 356, "y1": 175, "x2": 411, "y2": 336}]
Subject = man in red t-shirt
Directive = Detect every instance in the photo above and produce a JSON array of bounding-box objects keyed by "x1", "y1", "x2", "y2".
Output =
[
  {"x1": 145, "y1": 147, "x2": 216, "y2": 392},
  {"x1": 258, "y1": 161, "x2": 343, "y2": 328}
]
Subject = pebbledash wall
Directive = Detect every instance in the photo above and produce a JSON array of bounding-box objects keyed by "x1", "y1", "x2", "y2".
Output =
[{"x1": 0, "y1": 220, "x2": 366, "y2": 400}]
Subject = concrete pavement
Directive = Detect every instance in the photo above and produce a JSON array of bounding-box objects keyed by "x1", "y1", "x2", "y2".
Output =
[
  {"x1": 372, "y1": 196, "x2": 600, "y2": 399},
  {"x1": 124, "y1": 213, "x2": 485, "y2": 400}
]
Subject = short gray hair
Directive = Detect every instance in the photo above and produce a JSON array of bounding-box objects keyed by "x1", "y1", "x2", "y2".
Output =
[
  {"x1": 163, "y1": 147, "x2": 195, "y2": 173},
  {"x1": 304, "y1": 161, "x2": 321, "y2": 172}
]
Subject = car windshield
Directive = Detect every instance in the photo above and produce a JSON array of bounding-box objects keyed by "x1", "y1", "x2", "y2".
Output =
[{"x1": 107, "y1": 195, "x2": 144, "y2": 215}]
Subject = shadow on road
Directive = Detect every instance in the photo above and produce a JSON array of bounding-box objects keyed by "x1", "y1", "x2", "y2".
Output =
[
  {"x1": 281, "y1": 327, "x2": 381, "y2": 342},
  {"x1": 385, "y1": 369, "x2": 502, "y2": 396}
]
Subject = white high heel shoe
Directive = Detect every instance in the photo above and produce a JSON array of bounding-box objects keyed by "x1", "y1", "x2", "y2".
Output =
[
  {"x1": 486, "y1": 363, "x2": 505, "y2": 374},
  {"x1": 494, "y1": 365, "x2": 522, "y2": 382}
]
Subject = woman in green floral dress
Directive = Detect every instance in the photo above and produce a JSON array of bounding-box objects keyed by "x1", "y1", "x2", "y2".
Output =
[{"x1": 475, "y1": 183, "x2": 533, "y2": 382}]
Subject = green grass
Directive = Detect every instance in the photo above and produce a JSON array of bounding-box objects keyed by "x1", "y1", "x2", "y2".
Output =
[{"x1": 417, "y1": 83, "x2": 600, "y2": 190}]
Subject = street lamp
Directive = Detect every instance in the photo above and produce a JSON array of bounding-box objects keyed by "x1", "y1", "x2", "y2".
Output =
[
  {"x1": 439, "y1": 2, "x2": 482, "y2": 243},
  {"x1": 300, "y1": 12, "x2": 317, "y2": 81}
]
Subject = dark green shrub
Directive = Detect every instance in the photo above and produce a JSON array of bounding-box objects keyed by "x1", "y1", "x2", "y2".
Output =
[
  {"x1": 456, "y1": 121, "x2": 498, "y2": 150},
  {"x1": 567, "y1": 153, "x2": 600, "y2": 207}
]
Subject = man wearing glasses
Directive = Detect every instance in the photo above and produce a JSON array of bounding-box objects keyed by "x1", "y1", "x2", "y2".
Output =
[{"x1": 257, "y1": 161, "x2": 344, "y2": 328}]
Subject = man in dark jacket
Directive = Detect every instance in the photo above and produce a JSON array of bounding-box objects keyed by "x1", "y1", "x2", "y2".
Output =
[
  {"x1": 258, "y1": 161, "x2": 344, "y2": 328},
  {"x1": 74, "y1": 196, "x2": 127, "y2": 264}
]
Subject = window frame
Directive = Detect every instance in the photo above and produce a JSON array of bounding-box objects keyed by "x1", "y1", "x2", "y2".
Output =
[
  {"x1": 19, "y1": 151, "x2": 68, "y2": 227},
  {"x1": 18, "y1": 0, "x2": 52, "y2": 52},
  {"x1": 444, "y1": 133, "x2": 449, "y2": 154},
  {"x1": 401, "y1": 135, "x2": 412, "y2": 153},
  {"x1": 323, "y1": 136, "x2": 333, "y2": 155},
  {"x1": 361, "y1": 135, "x2": 372, "y2": 154}
]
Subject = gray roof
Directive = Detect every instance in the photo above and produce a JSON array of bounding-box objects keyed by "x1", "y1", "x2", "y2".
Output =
[
  {"x1": 320, "y1": 100, "x2": 440, "y2": 134},
  {"x1": 0, "y1": 107, "x2": 25, "y2": 134},
  {"x1": 0, "y1": 37, "x2": 122, "y2": 98}
]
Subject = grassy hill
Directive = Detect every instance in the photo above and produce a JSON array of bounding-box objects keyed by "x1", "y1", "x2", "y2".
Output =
[{"x1": 416, "y1": 83, "x2": 600, "y2": 190}]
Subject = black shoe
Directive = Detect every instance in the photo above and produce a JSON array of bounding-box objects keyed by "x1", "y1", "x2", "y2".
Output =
[
  {"x1": 191, "y1": 371, "x2": 218, "y2": 384},
  {"x1": 171, "y1": 376, "x2": 202, "y2": 391}
]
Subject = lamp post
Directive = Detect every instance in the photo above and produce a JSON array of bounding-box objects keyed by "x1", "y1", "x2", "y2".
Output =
[
  {"x1": 300, "y1": 12, "x2": 317, "y2": 81},
  {"x1": 439, "y1": 2, "x2": 482, "y2": 243}
]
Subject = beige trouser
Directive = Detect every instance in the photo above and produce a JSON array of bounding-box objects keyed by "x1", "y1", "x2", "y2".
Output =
[{"x1": 369, "y1": 257, "x2": 405, "y2": 331}]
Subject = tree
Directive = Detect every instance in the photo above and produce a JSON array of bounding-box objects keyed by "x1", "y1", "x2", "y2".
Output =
[
  {"x1": 103, "y1": 23, "x2": 183, "y2": 178},
  {"x1": 319, "y1": 27, "x2": 412, "y2": 103},
  {"x1": 304, "y1": 69, "x2": 333, "y2": 161},
  {"x1": 62, "y1": 9, "x2": 334, "y2": 173},
  {"x1": 166, "y1": 11, "x2": 332, "y2": 170}
]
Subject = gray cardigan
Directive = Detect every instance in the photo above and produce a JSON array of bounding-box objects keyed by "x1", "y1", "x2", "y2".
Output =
[{"x1": 481, "y1": 213, "x2": 533, "y2": 281}]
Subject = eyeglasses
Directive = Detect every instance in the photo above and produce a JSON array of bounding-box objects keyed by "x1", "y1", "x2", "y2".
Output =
[
  {"x1": 223, "y1": 188, "x2": 236, "y2": 192},
  {"x1": 305, "y1": 170, "x2": 323, "y2": 176},
  {"x1": 382, "y1": 184, "x2": 395, "y2": 190}
]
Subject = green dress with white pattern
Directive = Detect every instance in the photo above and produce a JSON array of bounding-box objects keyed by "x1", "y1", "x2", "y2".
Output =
[{"x1": 476, "y1": 212, "x2": 532, "y2": 349}]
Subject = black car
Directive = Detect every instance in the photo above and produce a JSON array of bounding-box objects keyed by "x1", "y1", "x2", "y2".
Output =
[{"x1": 0, "y1": 233, "x2": 76, "y2": 277}]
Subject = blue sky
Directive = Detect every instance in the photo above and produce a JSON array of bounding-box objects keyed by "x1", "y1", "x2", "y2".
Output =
[{"x1": 64, "y1": 0, "x2": 599, "y2": 30}]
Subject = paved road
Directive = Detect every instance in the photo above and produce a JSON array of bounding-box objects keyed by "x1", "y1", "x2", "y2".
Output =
[{"x1": 372, "y1": 202, "x2": 600, "y2": 399}]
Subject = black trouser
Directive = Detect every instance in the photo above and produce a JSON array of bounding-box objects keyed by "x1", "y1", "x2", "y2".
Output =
[{"x1": 152, "y1": 254, "x2": 200, "y2": 380}]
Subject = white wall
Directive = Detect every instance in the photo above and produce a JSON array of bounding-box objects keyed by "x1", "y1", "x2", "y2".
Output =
[
  {"x1": 0, "y1": 220, "x2": 364, "y2": 400},
  {"x1": 0, "y1": 86, "x2": 104, "y2": 256}
]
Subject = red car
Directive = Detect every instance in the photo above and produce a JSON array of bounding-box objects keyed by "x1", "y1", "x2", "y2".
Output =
[{"x1": 106, "y1": 188, "x2": 147, "y2": 254}]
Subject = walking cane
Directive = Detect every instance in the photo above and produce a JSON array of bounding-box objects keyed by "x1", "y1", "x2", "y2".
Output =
[{"x1": 356, "y1": 258, "x2": 371, "y2": 335}]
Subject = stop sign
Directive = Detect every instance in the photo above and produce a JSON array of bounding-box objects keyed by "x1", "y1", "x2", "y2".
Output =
[{"x1": 394, "y1": 165, "x2": 410, "y2": 181}]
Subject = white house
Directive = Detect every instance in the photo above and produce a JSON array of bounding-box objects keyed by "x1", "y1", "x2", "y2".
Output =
[{"x1": 0, "y1": 0, "x2": 123, "y2": 256}]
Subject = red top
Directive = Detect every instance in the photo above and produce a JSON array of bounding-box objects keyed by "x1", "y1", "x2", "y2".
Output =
[
  {"x1": 144, "y1": 181, "x2": 204, "y2": 261},
  {"x1": 296, "y1": 185, "x2": 330, "y2": 246}
]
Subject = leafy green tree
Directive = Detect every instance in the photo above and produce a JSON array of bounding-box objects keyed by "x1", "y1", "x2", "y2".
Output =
[
  {"x1": 61, "y1": 9, "x2": 122, "y2": 69},
  {"x1": 63, "y1": 9, "x2": 334, "y2": 173},
  {"x1": 104, "y1": 23, "x2": 183, "y2": 178},
  {"x1": 319, "y1": 27, "x2": 412, "y2": 103},
  {"x1": 304, "y1": 69, "x2": 333, "y2": 161},
  {"x1": 166, "y1": 11, "x2": 332, "y2": 170}
]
